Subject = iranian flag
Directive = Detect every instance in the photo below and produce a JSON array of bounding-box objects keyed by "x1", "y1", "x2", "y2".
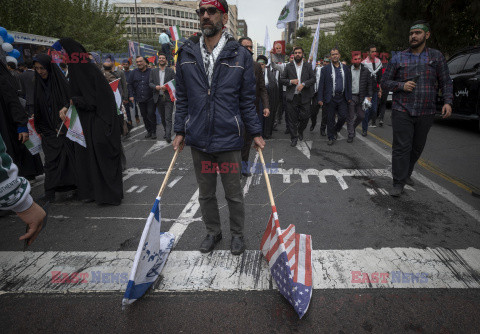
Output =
[
  {"x1": 163, "y1": 79, "x2": 176, "y2": 102},
  {"x1": 169, "y1": 25, "x2": 182, "y2": 41},
  {"x1": 64, "y1": 105, "x2": 87, "y2": 148},
  {"x1": 110, "y1": 79, "x2": 122, "y2": 115}
]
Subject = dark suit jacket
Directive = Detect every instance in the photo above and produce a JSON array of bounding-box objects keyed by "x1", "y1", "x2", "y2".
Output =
[
  {"x1": 279, "y1": 61, "x2": 316, "y2": 104},
  {"x1": 351, "y1": 64, "x2": 373, "y2": 101},
  {"x1": 19, "y1": 69, "x2": 35, "y2": 106},
  {"x1": 149, "y1": 66, "x2": 176, "y2": 103},
  {"x1": 254, "y1": 61, "x2": 269, "y2": 114},
  {"x1": 318, "y1": 63, "x2": 352, "y2": 104}
]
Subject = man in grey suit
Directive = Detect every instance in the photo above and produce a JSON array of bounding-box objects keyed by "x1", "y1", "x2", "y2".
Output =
[
  {"x1": 149, "y1": 53, "x2": 175, "y2": 143},
  {"x1": 279, "y1": 47, "x2": 316, "y2": 147}
]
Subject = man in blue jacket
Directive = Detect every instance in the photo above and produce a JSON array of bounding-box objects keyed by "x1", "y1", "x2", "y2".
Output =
[
  {"x1": 172, "y1": 0, "x2": 265, "y2": 255},
  {"x1": 318, "y1": 48, "x2": 352, "y2": 145}
]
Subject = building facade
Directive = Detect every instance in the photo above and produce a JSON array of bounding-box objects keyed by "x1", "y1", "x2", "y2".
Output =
[
  {"x1": 301, "y1": 0, "x2": 351, "y2": 35},
  {"x1": 114, "y1": 0, "x2": 239, "y2": 41},
  {"x1": 237, "y1": 20, "x2": 248, "y2": 39}
]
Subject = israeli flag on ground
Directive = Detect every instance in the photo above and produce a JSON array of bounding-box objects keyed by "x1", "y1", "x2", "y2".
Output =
[{"x1": 122, "y1": 197, "x2": 175, "y2": 306}]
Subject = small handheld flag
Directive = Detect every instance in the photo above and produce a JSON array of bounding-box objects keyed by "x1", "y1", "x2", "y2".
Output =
[
  {"x1": 163, "y1": 79, "x2": 177, "y2": 102},
  {"x1": 122, "y1": 149, "x2": 181, "y2": 306},
  {"x1": 258, "y1": 149, "x2": 313, "y2": 319},
  {"x1": 109, "y1": 79, "x2": 122, "y2": 115},
  {"x1": 64, "y1": 105, "x2": 87, "y2": 148},
  {"x1": 169, "y1": 25, "x2": 182, "y2": 42},
  {"x1": 24, "y1": 119, "x2": 42, "y2": 155}
]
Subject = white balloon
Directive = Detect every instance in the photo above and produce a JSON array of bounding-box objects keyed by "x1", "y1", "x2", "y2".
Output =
[
  {"x1": 5, "y1": 56, "x2": 17, "y2": 65},
  {"x1": 0, "y1": 36, "x2": 3, "y2": 45},
  {"x1": 2, "y1": 42, "x2": 13, "y2": 52}
]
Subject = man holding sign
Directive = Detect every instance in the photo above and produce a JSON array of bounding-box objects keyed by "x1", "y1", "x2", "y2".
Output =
[{"x1": 149, "y1": 53, "x2": 175, "y2": 143}]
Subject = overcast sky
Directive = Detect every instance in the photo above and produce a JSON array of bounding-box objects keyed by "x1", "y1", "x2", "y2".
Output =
[{"x1": 111, "y1": 0, "x2": 287, "y2": 47}]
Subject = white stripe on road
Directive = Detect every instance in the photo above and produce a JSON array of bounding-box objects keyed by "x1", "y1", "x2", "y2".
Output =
[
  {"x1": 1, "y1": 248, "x2": 479, "y2": 293},
  {"x1": 167, "y1": 176, "x2": 183, "y2": 188},
  {"x1": 356, "y1": 133, "x2": 480, "y2": 222},
  {"x1": 48, "y1": 215, "x2": 202, "y2": 223},
  {"x1": 295, "y1": 141, "x2": 311, "y2": 159},
  {"x1": 168, "y1": 189, "x2": 201, "y2": 248},
  {"x1": 136, "y1": 186, "x2": 148, "y2": 193},
  {"x1": 143, "y1": 141, "x2": 170, "y2": 158},
  {"x1": 129, "y1": 125, "x2": 145, "y2": 133},
  {"x1": 126, "y1": 186, "x2": 138, "y2": 193}
]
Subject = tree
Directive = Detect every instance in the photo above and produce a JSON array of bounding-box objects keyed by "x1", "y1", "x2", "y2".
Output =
[{"x1": 0, "y1": 0, "x2": 127, "y2": 52}]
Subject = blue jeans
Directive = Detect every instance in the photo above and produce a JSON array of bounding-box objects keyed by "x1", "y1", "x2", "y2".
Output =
[{"x1": 363, "y1": 93, "x2": 378, "y2": 132}]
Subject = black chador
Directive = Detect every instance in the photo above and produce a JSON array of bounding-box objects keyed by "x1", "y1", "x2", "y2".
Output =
[
  {"x1": 32, "y1": 54, "x2": 76, "y2": 200},
  {"x1": 0, "y1": 60, "x2": 43, "y2": 179},
  {"x1": 59, "y1": 38, "x2": 123, "y2": 205}
]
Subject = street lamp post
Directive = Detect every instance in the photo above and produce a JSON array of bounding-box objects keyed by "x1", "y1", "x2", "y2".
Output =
[{"x1": 134, "y1": 0, "x2": 140, "y2": 42}]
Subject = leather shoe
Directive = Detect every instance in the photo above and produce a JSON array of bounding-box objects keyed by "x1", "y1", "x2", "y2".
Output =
[
  {"x1": 145, "y1": 133, "x2": 152, "y2": 139},
  {"x1": 405, "y1": 177, "x2": 415, "y2": 187},
  {"x1": 347, "y1": 137, "x2": 353, "y2": 143},
  {"x1": 361, "y1": 131, "x2": 367, "y2": 137},
  {"x1": 290, "y1": 139, "x2": 297, "y2": 147},
  {"x1": 199, "y1": 233, "x2": 222, "y2": 253},
  {"x1": 320, "y1": 129, "x2": 326, "y2": 136},
  {"x1": 390, "y1": 185, "x2": 404, "y2": 197},
  {"x1": 310, "y1": 124, "x2": 316, "y2": 131},
  {"x1": 231, "y1": 236, "x2": 246, "y2": 255},
  {"x1": 151, "y1": 134, "x2": 157, "y2": 140},
  {"x1": 298, "y1": 132, "x2": 303, "y2": 141},
  {"x1": 327, "y1": 140, "x2": 334, "y2": 146}
]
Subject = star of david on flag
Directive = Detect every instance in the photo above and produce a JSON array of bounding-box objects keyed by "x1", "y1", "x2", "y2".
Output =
[{"x1": 122, "y1": 197, "x2": 175, "y2": 305}]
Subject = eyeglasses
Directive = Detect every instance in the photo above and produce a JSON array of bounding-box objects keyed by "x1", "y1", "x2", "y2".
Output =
[{"x1": 196, "y1": 7, "x2": 220, "y2": 16}]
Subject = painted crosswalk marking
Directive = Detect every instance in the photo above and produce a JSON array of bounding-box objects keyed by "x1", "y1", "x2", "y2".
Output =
[
  {"x1": 1, "y1": 248, "x2": 478, "y2": 293},
  {"x1": 168, "y1": 176, "x2": 183, "y2": 188},
  {"x1": 143, "y1": 141, "x2": 170, "y2": 158},
  {"x1": 136, "y1": 186, "x2": 148, "y2": 193},
  {"x1": 126, "y1": 186, "x2": 138, "y2": 193}
]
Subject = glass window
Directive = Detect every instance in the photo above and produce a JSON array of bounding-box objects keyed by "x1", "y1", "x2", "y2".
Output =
[
  {"x1": 462, "y1": 52, "x2": 480, "y2": 72},
  {"x1": 448, "y1": 54, "x2": 469, "y2": 75},
  {"x1": 140, "y1": 7, "x2": 145, "y2": 14},
  {"x1": 141, "y1": 17, "x2": 146, "y2": 25},
  {"x1": 168, "y1": 9, "x2": 171, "y2": 16},
  {"x1": 130, "y1": 7, "x2": 134, "y2": 14},
  {"x1": 176, "y1": 10, "x2": 180, "y2": 17},
  {"x1": 181, "y1": 11, "x2": 185, "y2": 18},
  {"x1": 156, "y1": 8, "x2": 162, "y2": 14}
]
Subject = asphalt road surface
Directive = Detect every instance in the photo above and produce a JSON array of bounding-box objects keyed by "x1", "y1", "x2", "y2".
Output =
[{"x1": 1, "y1": 110, "x2": 479, "y2": 333}]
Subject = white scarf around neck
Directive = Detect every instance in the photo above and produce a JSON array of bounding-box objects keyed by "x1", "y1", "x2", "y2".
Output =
[{"x1": 361, "y1": 56, "x2": 383, "y2": 79}]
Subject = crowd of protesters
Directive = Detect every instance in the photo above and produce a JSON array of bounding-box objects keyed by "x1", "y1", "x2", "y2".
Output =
[{"x1": 0, "y1": 0, "x2": 452, "y2": 251}]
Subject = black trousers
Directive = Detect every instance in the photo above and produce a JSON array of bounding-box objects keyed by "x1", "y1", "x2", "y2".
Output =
[
  {"x1": 138, "y1": 98, "x2": 156, "y2": 135},
  {"x1": 377, "y1": 91, "x2": 389, "y2": 122},
  {"x1": 310, "y1": 94, "x2": 320, "y2": 128},
  {"x1": 391, "y1": 110, "x2": 435, "y2": 186},
  {"x1": 286, "y1": 95, "x2": 310, "y2": 139},
  {"x1": 156, "y1": 95, "x2": 174, "y2": 139},
  {"x1": 325, "y1": 94, "x2": 348, "y2": 140}
]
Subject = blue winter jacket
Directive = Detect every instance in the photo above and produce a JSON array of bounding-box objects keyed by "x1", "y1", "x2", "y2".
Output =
[{"x1": 174, "y1": 34, "x2": 262, "y2": 153}]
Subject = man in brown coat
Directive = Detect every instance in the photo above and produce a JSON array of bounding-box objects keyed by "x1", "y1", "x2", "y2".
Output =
[{"x1": 239, "y1": 37, "x2": 270, "y2": 177}]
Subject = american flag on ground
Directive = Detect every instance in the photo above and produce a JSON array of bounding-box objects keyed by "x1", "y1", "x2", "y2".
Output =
[{"x1": 260, "y1": 206, "x2": 313, "y2": 318}]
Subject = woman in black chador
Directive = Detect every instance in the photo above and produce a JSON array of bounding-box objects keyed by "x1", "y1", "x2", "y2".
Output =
[
  {"x1": 0, "y1": 60, "x2": 43, "y2": 180},
  {"x1": 32, "y1": 54, "x2": 76, "y2": 202},
  {"x1": 58, "y1": 38, "x2": 123, "y2": 206}
]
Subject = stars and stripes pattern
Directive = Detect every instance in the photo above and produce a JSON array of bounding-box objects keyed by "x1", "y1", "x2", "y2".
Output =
[{"x1": 260, "y1": 206, "x2": 313, "y2": 318}]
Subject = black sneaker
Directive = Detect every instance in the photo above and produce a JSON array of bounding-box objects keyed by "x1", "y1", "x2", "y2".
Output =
[
  {"x1": 327, "y1": 139, "x2": 334, "y2": 146},
  {"x1": 390, "y1": 185, "x2": 404, "y2": 197},
  {"x1": 405, "y1": 177, "x2": 415, "y2": 187},
  {"x1": 362, "y1": 131, "x2": 367, "y2": 137},
  {"x1": 290, "y1": 139, "x2": 297, "y2": 147},
  {"x1": 145, "y1": 133, "x2": 152, "y2": 139},
  {"x1": 231, "y1": 236, "x2": 246, "y2": 255},
  {"x1": 199, "y1": 233, "x2": 222, "y2": 253},
  {"x1": 320, "y1": 129, "x2": 326, "y2": 137},
  {"x1": 151, "y1": 134, "x2": 157, "y2": 140},
  {"x1": 347, "y1": 137, "x2": 354, "y2": 143}
]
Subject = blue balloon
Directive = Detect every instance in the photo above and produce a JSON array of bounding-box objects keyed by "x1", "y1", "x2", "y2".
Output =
[
  {"x1": 5, "y1": 34, "x2": 14, "y2": 44},
  {"x1": 8, "y1": 49, "x2": 21, "y2": 59},
  {"x1": 0, "y1": 27, "x2": 7, "y2": 38}
]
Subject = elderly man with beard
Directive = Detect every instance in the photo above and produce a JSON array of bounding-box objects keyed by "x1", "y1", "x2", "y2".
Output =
[
  {"x1": 381, "y1": 20, "x2": 452, "y2": 197},
  {"x1": 279, "y1": 47, "x2": 316, "y2": 147},
  {"x1": 172, "y1": 0, "x2": 264, "y2": 255}
]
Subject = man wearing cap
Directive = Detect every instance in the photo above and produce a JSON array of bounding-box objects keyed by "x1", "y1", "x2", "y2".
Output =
[
  {"x1": 173, "y1": 0, "x2": 264, "y2": 255},
  {"x1": 381, "y1": 20, "x2": 453, "y2": 197}
]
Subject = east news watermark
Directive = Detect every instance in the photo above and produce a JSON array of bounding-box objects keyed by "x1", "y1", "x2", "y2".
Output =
[{"x1": 351, "y1": 271, "x2": 430, "y2": 284}]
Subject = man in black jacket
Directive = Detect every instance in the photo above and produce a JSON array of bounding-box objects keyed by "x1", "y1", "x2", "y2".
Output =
[
  {"x1": 347, "y1": 53, "x2": 373, "y2": 142},
  {"x1": 279, "y1": 47, "x2": 316, "y2": 147}
]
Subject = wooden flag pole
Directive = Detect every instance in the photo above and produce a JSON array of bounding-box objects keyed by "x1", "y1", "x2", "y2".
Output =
[
  {"x1": 257, "y1": 148, "x2": 276, "y2": 208},
  {"x1": 157, "y1": 148, "x2": 180, "y2": 198}
]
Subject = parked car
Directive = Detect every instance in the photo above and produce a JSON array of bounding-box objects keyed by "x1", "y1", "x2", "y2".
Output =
[{"x1": 437, "y1": 46, "x2": 480, "y2": 130}]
